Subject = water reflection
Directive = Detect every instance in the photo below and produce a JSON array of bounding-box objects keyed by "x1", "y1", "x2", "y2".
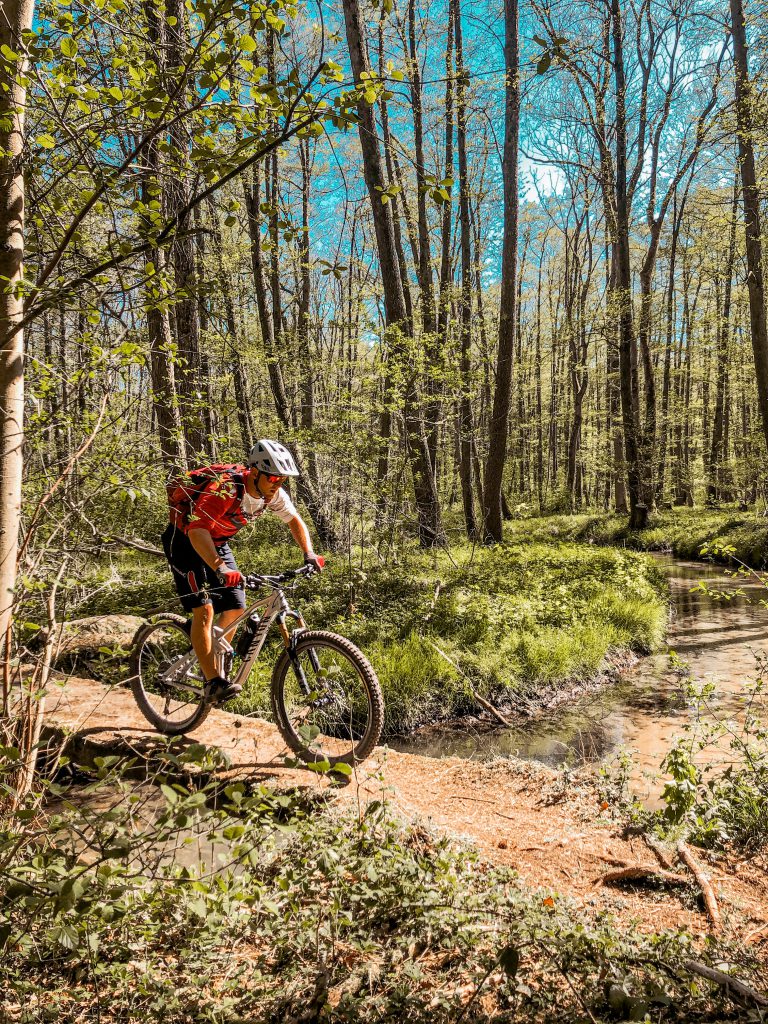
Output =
[{"x1": 391, "y1": 556, "x2": 768, "y2": 786}]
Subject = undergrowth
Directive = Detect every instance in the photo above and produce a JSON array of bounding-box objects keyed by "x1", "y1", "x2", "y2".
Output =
[
  {"x1": 0, "y1": 749, "x2": 763, "y2": 1023},
  {"x1": 68, "y1": 536, "x2": 667, "y2": 736},
  {"x1": 509, "y1": 507, "x2": 768, "y2": 568}
]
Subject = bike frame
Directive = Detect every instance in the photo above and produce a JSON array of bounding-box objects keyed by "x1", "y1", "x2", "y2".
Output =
[{"x1": 159, "y1": 586, "x2": 304, "y2": 697}]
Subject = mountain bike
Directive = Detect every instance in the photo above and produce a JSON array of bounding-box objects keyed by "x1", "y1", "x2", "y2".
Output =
[{"x1": 129, "y1": 564, "x2": 384, "y2": 766}]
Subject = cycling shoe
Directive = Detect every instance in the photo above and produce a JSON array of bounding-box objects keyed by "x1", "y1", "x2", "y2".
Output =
[{"x1": 205, "y1": 676, "x2": 243, "y2": 705}]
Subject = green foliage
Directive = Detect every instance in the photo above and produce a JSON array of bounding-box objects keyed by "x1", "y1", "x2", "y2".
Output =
[
  {"x1": 511, "y1": 508, "x2": 768, "y2": 569},
  {"x1": 653, "y1": 673, "x2": 768, "y2": 851},
  {"x1": 73, "y1": 533, "x2": 666, "y2": 736},
  {"x1": 1, "y1": 754, "x2": 761, "y2": 1022}
]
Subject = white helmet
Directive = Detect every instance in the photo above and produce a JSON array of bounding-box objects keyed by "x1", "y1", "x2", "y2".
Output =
[{"x1": 248, "y1": 439, "x2": 300, "y2": 477}]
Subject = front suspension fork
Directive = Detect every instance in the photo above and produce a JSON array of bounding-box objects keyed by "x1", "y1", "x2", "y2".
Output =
[{"x1": 278, "y1": 611, "x2": 321, "y2": 694}]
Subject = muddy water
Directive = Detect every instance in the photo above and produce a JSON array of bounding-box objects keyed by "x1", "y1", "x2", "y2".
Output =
[{"x1": 391, "y1": 557, "x2": 768, "y2": 793}]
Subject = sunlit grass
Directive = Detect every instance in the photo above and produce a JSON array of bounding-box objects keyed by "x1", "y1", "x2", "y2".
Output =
[{"x1": 77, "y1": 528, "x2": 669, "y2": 736}]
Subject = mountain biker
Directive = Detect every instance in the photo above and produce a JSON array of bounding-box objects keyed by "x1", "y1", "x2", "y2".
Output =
[{"x1": 161, "y1": 439, "x2": 324, "y2": 705}]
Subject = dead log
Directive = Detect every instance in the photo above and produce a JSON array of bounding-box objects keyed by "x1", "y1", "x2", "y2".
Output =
[
  {"x1": 682, "y1": 960, "x2": 768, "y2": 1007},
  {"x1": 600, "y1": 863, "x2": 689, "y2": 886},
  {"x1": 677, "y1": 840, "x2": 721, "y2": 931}
]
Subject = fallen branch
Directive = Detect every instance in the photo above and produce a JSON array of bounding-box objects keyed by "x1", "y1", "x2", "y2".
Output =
[
  {"x1": 682, "y1": 960, "x2": 768, "y2": 1007},
  {"x1": 745, "y1": 923, "x2": 768, "y2": 945},
  {"x1": 100, "y1": 535, "x2": 164, "y2": 557},
  {"x1": 677, "y1": 841, "x2": 721, "y2": 931},
  {"x1": 425, "y1": 639, "x2": 511, "y2": 727},
  {"x1": 600, "y1": 864, "x2": 689, "y2": 886},
  {"x1": 642, "y1": 834, "x2": 677, "y2": 872}
]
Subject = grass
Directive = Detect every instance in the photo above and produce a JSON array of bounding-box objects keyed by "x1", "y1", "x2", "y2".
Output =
[
  {"x1": 71, "y1": 534, "x2": 667, "y2": 737},
  {"x1": 220, "y1": 538, "x2": 668, "y2": 733},
  {"x1": 506, "y1": 506, "x2": 768, "y2": 568}
]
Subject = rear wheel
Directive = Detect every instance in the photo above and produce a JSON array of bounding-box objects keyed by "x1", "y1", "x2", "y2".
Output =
[
  {"x1": 130, "y1": 616, "x2": 211, "y2": 735},
  {"x1": 270, "y1": 629, "x2": 384, "y2": 766}
]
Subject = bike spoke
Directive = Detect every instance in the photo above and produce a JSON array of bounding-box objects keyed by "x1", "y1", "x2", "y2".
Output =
[
  {"x1": 280, "y1": 642, "x2": 372, "y2": 760},
  {"x1": 136, "y1": 622, "x2": 205, "y2": 729}
]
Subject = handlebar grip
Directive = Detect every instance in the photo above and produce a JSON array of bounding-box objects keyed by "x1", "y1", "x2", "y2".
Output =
[{"x1": 217, "y1": 570, "x2": 244, "y2": 588}]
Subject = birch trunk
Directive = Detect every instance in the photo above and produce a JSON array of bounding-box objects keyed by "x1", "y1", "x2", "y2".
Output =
[{"x1": 0, "y1": 0, "x2": 35, "y2": 669}]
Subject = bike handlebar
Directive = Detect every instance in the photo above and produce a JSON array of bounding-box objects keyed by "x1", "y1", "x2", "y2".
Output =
[
  {"x1": 216, "y1": 559, "x2": 325, "y2": 590},
  {"x1": 245, "y1": 562, "x2": 319, "y2": 588}
]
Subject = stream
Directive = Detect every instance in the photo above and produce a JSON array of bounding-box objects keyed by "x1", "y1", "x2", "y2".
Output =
[{"x1": 391, "y1": 556, "x2": 768, "y2": 794}]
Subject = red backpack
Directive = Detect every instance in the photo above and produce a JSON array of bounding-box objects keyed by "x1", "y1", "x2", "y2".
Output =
[{"x1": 166, "y1": 464, "x2": 246, "y2": 532}]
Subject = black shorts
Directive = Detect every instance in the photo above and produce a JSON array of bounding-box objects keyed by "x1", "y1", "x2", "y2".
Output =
[{"x1": 161, "y1": 525, "x2": 246, "y2": 614}]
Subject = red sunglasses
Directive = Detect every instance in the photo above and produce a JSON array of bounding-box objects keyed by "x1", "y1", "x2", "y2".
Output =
[{"x1": 263, "y1": 473, "x2": 287, "y2": 484}]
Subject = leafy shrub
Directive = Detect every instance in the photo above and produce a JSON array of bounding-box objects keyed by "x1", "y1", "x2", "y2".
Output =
[
  {"x1": 655, "y1": 674, "x2": 768, "y2": 851},
  {"x1": 1, "y1": 753, "x2": 762, "y2": 1022}
]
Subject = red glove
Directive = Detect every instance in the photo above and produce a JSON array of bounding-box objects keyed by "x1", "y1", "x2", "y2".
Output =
[{"x1": 217, "y1": 567, "x2": 244, "y2": 588}]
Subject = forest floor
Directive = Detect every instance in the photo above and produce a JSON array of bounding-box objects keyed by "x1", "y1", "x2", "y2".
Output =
[
  {"x1": 45, "y1": 673, "x2": 768, "y2": 947},
  {"x1": 510, "y1": 506, "x2": 768, "y2": 567}
]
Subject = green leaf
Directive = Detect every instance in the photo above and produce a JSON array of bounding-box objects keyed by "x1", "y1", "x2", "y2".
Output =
[
  {"x1": 36, "y1": 134, "x2": 56, "y2": 149},
  {"x1": 60, "y1": 37, "x2": 78, "y2": 58},
  {"x1": 160, "y1": 783, "x2": 179, "y2": 805},
  {"x1": 536, "y1": 52, "x2": 552, "y2": 75},
  {"x1": 108, "y1": 86, "x2": 123, "y2": 101},
  {"x1": 240, "y1": 33, "x2": 257, "y2": 52},
  {"x1": 188, "y1": 898, "x2": 207, "y2": 918}
]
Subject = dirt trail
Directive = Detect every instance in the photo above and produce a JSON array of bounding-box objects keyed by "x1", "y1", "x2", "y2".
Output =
[{"x1": 46, "y1": 674, "x2": 768, "y2": 946}]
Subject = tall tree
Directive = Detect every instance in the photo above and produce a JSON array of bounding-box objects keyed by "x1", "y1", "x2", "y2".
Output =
[
  {"x1": 0, "y1": 0, "x2": 35, "y2": 666},
  {"x1": 341, "y1": 0, "x2": 445, "y2": 546},
  {"x1": 729, "y1": 0, "x2": 768, "y2": 455},
  {"x1": 483, "y1": 0, "x2": 520, "y2": 542},
  {"x1": 708, "y1": 181, "x2": 738, "y2": 502},
  {"x1": 610, "y1": 0, "x2": 646, "y2": 529},
  {"x1": 165, "y1": 0, "x2": 206, "y2": 456},
  {"x1": 454, "y1": 0, "x2": 478, "y2": 539}
]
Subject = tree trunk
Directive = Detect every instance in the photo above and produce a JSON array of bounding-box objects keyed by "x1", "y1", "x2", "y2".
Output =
[
  {"x1": 165, "y1": 0, "x2": 205, "y2": 457},
  {"x1": 0, "y1": 0, "x2": 35, "y2": 670},
  {"x1": 205, "y1": 197, "x2": 254, "y2": 451},
  {"x1": 243, "y1": 166, "x2": 337, "y2": 549},
  {"x1": 730, "y1": 0, "x2": 768, "y2": 455},
  {"x1": 708, "y1": 180, "x2": 738, "y2": 502},
  {"x1": 483, "y1": 0, "x2": 519, "y2": 542},
  {"x1": 534, "y1": 237, "x2": 546, "y2": 509},
  {"x1": 454, "y1": 0, "x2": 478, "y2": 540},
  {"x1": 407, "y1": 0, "x2": 440, "y2": 474},
  {"x1": 297, "y1": 138, "x2": 319, "y2": 484},
  {"x1": 610, "y1": 0, "x2": 646, "y2": 530},
  {"x1": 341, "y1": 0, "x2": 445, "y2": 546},
  {"x1": 377, "y1": 22, "x2": 413, "y2": 330},
  {"x1": 656, "y1": 190, "x2": 688, "y2": 503},
  {"x1": 244, "y1": 164, "x2": 292, "y2": 429}
]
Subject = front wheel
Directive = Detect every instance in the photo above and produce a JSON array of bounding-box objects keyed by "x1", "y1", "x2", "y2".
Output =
[
  {"x1": 130, "y1": 616, "x2": 211, "y2": 735},
  {"x1": 270, "y1": 630, "x2": 384, "y2": 766}
]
